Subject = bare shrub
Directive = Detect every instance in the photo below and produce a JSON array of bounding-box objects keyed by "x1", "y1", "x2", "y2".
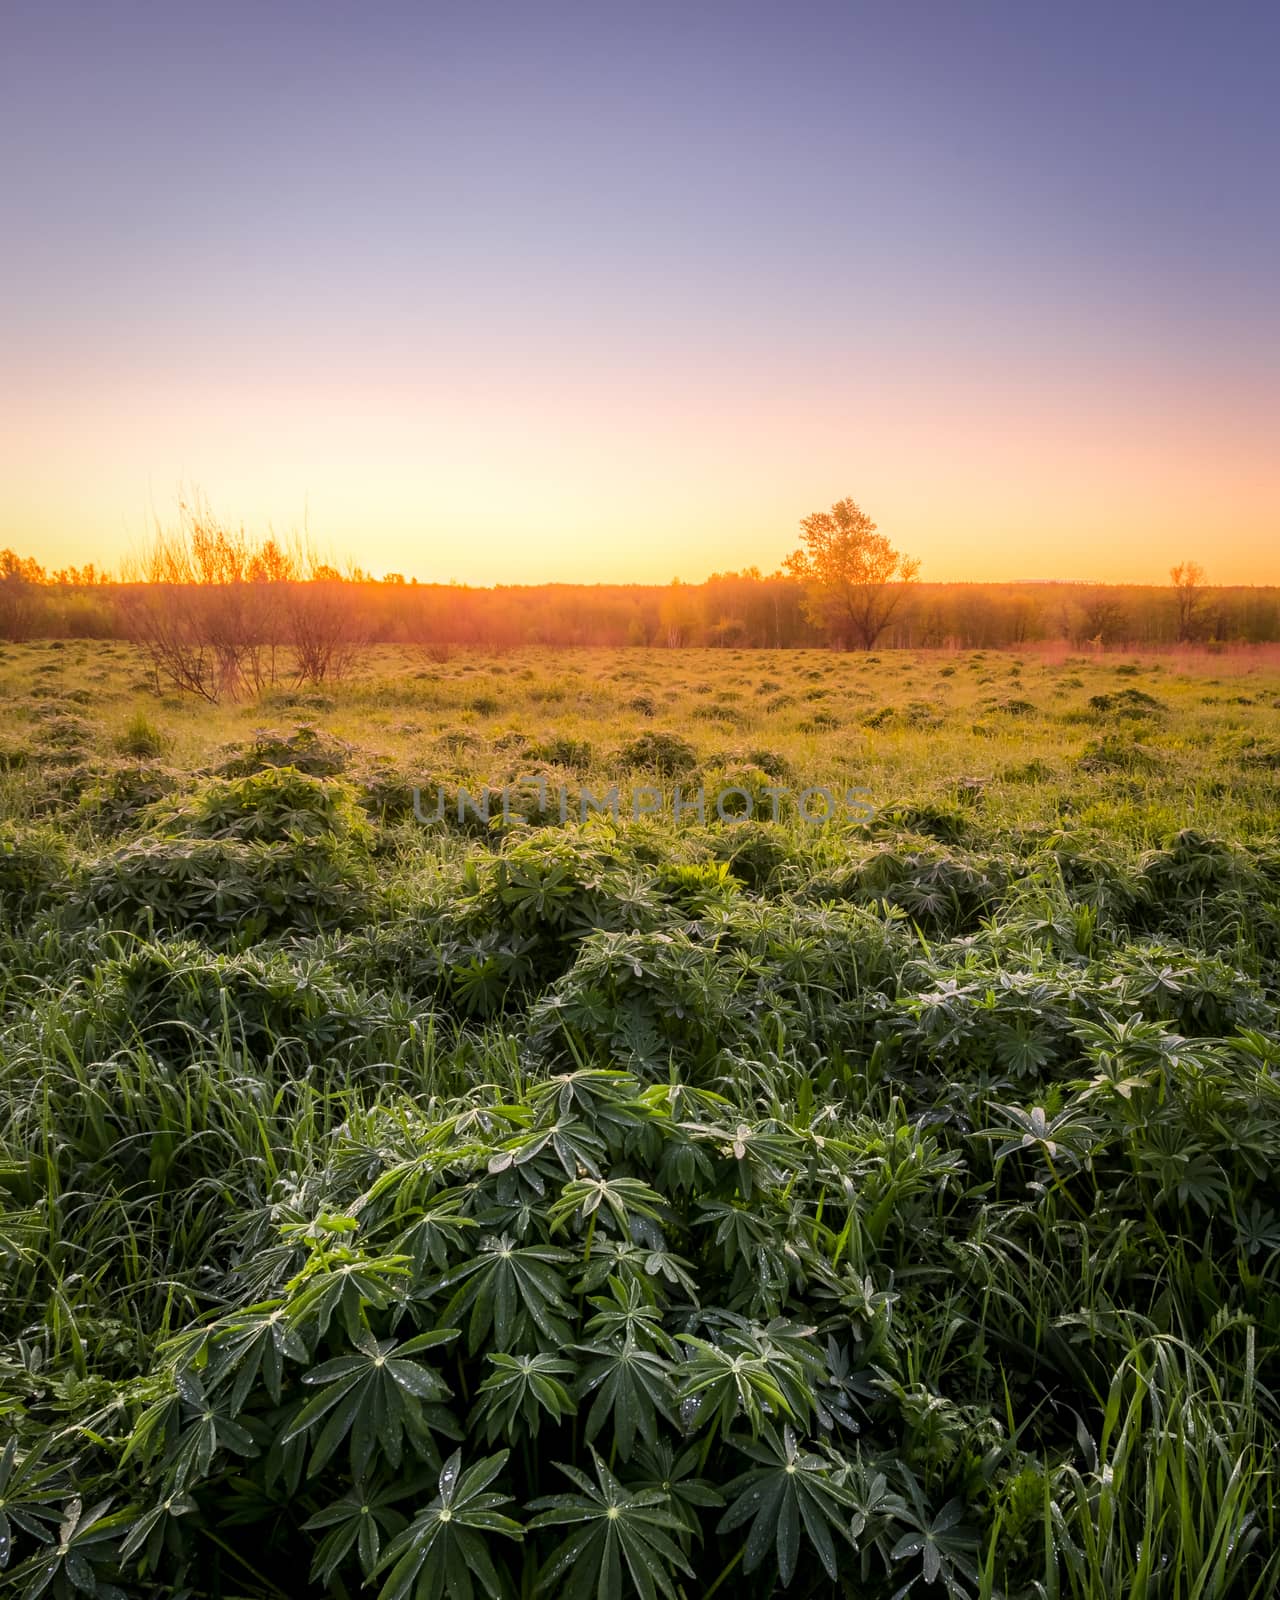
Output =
[
  {"x1": 286, "y1": 554, "x2": 367, "y2": 685},
  {"x1": 400, "y1": 586, "x2": 453, "y2": 664},
  {"x1": 121, "y1": 500, "x2": 364, "y2": 700},
  {"x1": 118, "y1": 513, "x2": 222, "y2": 700}
]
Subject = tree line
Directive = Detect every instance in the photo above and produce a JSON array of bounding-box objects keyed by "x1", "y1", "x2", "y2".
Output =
[{"x1": 2, "y1": 499, "x2": 1277, "y2": 691}]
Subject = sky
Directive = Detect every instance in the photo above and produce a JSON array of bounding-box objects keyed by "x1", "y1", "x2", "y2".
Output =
[{"x1": 1, "y1": 0, "x2": 1277, "y2": 586}]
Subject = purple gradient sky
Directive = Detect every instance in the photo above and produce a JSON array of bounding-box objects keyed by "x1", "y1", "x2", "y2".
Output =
[{"x1": 2, "y1": 1, "x2": 1277, "y2": 582}]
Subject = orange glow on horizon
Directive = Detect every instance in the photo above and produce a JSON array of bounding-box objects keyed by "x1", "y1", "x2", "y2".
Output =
[
  {"x1": 3, "y1": 338, "x2": 1276, "y2": 588},
  {"x1": 4, "y1": 5, "x2": 1277, "y2": 590}
]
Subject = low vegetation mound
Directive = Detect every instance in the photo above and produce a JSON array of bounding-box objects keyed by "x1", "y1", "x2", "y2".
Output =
[{"x1": 1, "y1": 643, "x2": 1279, "y2": 1599}]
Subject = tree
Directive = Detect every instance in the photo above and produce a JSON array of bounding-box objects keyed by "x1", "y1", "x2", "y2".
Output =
[
  {"x1": 658, "y1": 580, "x2": 703, "y2": 647},
  {"x1": 1075, "y1": 588, "x2": 1129, "y2": 648},
  {"x1": 785, "y1": 498, "x2": 919, "y2": 649},
  {"x1": 0, "y1": 549, "x2": 45, "y2": 641},
  {"x1": 287, "y1": 547, "x2": 368, "y2": 684},
  {"x1": 1170, "y1": 560, "x2": 1208, "y2": 643}
]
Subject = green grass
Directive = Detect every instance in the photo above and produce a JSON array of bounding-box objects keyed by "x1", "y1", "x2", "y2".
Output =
[{"x1": 1, "y1": 641, "x2": 1279, "y2": 1599}]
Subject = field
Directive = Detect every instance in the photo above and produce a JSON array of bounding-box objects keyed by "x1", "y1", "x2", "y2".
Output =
[{"x1": 3, "y1": 639, "x2": 1280, "y2": 1599}]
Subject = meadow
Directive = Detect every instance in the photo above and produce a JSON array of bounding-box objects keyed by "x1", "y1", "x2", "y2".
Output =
[{"x1": 2, "y1": 639, "x2": 1280, "y2": 1599}]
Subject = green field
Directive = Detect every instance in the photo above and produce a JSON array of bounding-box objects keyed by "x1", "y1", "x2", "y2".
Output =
[{"x1": 3, "y1": 640, "x2": 1280, "y2": 1599}]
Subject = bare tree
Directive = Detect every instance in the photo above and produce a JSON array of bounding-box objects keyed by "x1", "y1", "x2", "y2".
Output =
[
  {"x1": 285, "y1": 548, "x2": 367, "y2": 684},
  {"x1": 1075, "y1": 588, "x2": 1130, "y2": 647},
  {"x1": 120, "y1": 498, "x2": 361, "y2": 701},
  {"x1": 658, "y1": 580, "x2": 703, "y2": 647},
  {"x1": 403, "y1": 584, "x2": 453, "y2": 664},
  {"x1": 785, "y1": 498, "x2": 920, "y2": 649},
  {"x1": 1170, "y1": 560, "x2": 1208, "y2": 643},
  {"x1": 119, "y1": 507, "x2": 223, "y2": 700},
  {"x1": 188, "y1": 508, "x2": 299, "y2": 695}
]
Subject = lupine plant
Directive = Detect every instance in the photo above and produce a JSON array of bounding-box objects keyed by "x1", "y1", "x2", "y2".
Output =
[{"x1": 1, "y1": 644, "x2": 1279, "y2": 1599}]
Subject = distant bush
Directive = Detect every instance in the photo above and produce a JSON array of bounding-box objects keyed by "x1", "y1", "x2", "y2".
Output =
[
  {"x1": 1088, "y1": 688, "x2": 1164, "y2": 718},
  {"x1": 696, "y1": 762, "x2": 791, "y2": 821},
  {"x1": 690, "y1": 702, "x2": 743, "y2": 727},
  {"x1": 351, "y1": 758, "x2": 425, "y2": 823},
  {"x1": 531, "y1": 901, "x2": 905, "y2": 1069},
  {"x1": 872, "y1": 800, "x2": 973, "y2": 845},
  {"x1": 744, "y1": 746, "x2": 791, "y2": 780},
  {"x1": 457, "y1": 834, "x2": 665, "y2": 979},
  {"x1": 1077, "y1": 736, "x2": 1164, "y2": 773},
  {"x1": 114, "y1": 709, "x2": 171, "y2": 758},
  {"x1": 797, "y1": 709, "x2": 841, "y2": 732},
  {"x1": 617, "y1": 730, "x2": 698, "y2": 776},
  {"x1": 1002, "y1": 757, "x2": 1057, "y2": 783},
  {"x1": 528, "y1": 736, "x2": 594, "y2": 773},
  {"x1": 1240, "y1": 738, "x2": 1280, "y2": 770},
  {"x1": 217, "y1": 723, "x2": 353, "y2": 777},
  {"x1": 36, "y1": 709, "x2": 95, "y2": 756}
]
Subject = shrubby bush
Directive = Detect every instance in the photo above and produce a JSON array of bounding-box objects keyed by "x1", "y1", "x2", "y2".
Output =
[
  {"x1": 64, "y1": 769, "x2": 378, "y2": 944},
  {"x1": 530, "y1": 902, "x2": 906, "y2": 1071},
  {"x1": 808, "y1": 840, "x2": 1011, "y2": 934},
  {"x1": 0, "y1": 820, "x2": 76, "y2": 926},
  {"x1": 870, "y1": 799, "x2": 974, "y2": 845},
  {"x1": 75, "y1": 761, "x2": 183, "y2": 835},
  {"x1": 703, "y1": 818, "x2": 799, "y2": 891},
  {"x1": 76, "y1": 939, "x2": 422, "y2": 1069},
  {"x1": 76, "y1": 833, "x2": 372, "y2": 944},
  {"x1": 216, "y1": 723, "x2": 353, "y2": 778},
  {"x1": 616, "y1": 731, "x2": 698, "y2": 777},
  {"x1": 152, "y1": 764, "x2": 373, "y2": 846}
]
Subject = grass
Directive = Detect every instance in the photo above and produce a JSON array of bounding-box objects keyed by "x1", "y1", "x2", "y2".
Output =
[{"x1": 1, "y1": 640, "x2": 1278, "y2": 1599}]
